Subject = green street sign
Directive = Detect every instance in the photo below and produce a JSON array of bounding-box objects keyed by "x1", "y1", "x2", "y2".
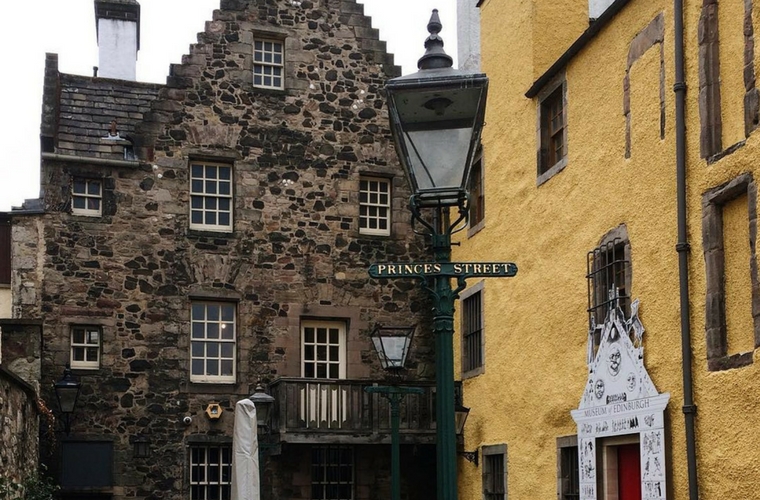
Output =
[{"x1": 368, "y1": 262, "x2": 518, "y2": 280}]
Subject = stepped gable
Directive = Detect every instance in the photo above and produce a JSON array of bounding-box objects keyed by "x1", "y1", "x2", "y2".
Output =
[{"x1": 136, "y1": 0, "x2": 401, "y2": 159}]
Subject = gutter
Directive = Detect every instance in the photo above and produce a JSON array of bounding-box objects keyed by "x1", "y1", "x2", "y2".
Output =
[
  {"x1": 41, "y1": 152, "x2": 143, "y2": 169},
  {"x1": 673, "y1": 0, "x2": 699, "y2": 498}
]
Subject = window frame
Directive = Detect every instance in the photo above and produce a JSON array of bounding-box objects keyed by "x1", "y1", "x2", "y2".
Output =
[
  {"x1": 301, "y1": 320, "x2": 347, "y2": 380},
  {"x1": 70, "y1": 325, "x2": 102, "y2": 370},
  {"x1": 253, "y1": 37, "x2": 285, "y2": 90},
  {"x1": 71, "y1": 178, "x2": 103, "y2": 217},
  {"x1": 359, "y1": 176, "x2": 392, "y2": 237},
  {"x1": 467, "y1": 148, "x2": 485, "y2": 236},
  {"x1": 189, "y1": 161, "x2": 234, "y2": 232},
  {"x1": 310, "y1": 445, "x2": 354, "y2": 500},
  {"x1": 557, "y1": 435, "x2": 579, "y2": 500},
  {"x1": 536, "y1": 75, "x2": 568, "y2": 186},
  {"x1": 482, "y1": 444, "x2": 507, "y2": 500},
  {"x1": 190, "y1": 301, "x2": 237, "y2": 384},
  {"x1": 460, "y1": 280, "x2": 485, "y2": 378},
  {"x1": 189, "y1": 444, "x2": 232, "y2": 500}
]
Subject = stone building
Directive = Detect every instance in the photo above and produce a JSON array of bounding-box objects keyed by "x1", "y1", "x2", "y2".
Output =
[
  {"x1": 12, "y1": 1, "x2": 438, "y2": 499},
  {"x1": 455, "y1": 0, "x2": 760, "y2": 499}
]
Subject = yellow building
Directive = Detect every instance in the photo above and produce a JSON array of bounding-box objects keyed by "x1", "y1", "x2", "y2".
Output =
[{"x1": 454, "y1": 0, "x2": 760, "y2": 498}]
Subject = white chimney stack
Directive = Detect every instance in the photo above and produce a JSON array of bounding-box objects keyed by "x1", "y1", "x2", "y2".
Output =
[{"x1": 94, "y1": 0, "x2": 140, "y2": 80}]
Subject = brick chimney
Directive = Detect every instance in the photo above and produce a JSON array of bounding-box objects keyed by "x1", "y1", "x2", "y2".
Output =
[{"x1": 94, "y1": 0, "x2": 140, "y2": 80}]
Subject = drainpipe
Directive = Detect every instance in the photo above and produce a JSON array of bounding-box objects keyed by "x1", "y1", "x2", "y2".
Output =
[{"x1": 673, "y1": 0, "x2": 699, "y2": 498}]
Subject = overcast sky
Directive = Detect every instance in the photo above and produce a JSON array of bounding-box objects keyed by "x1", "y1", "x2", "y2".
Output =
[{"x1": 0, "y1": 0, "x2": 457, "y2": 211}]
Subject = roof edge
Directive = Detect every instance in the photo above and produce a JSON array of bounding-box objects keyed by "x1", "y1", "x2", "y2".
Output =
[{"x1": 525, "y1": 0, "x2": 632, "y2": 98}]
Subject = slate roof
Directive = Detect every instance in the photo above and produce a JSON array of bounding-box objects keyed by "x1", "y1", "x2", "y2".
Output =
[{"x1": 53, "y1": 74, "x2": 161, "y2": 160}]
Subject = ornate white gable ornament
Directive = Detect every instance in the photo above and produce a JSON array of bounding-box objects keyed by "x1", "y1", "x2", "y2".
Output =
[{"x1": 571, "y1": 296, "x2": 670, "y2": 500}]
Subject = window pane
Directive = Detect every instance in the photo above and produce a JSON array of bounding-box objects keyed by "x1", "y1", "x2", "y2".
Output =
[{"x1": 88, "y1": 182, "x2": 101, "y2": 195}]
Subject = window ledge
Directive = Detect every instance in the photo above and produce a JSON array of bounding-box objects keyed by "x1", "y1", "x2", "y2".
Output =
[
  {"x1": 461, "y1": 366, "x2": 484, "y2": 380},
  {"x1": 707, "y1": 351, "x2": 754, "y2": 371},
  {"x1": 467, "y1": 219, "x2": 485, "y2": 238},
  {"x1": 187, "y1": 228, "x2": 235, "y2": 239},
  {"x1": 537, "y1": 157, "x2": 568, "y2": 187},
  {"x1": 182, "y1": 381, "x2": 242, "y2": 394}
]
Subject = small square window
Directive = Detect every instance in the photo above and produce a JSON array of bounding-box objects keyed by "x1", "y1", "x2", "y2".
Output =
[
  {"x1": 72, "y1": 179, "x2": 102, "y2": 216},
  {"x1": 189, "y1": 162, "x2": 233, "y2": 232},
  {"x1": 359, "y1": 177, "x2": 391, "y2": 236},
  {"x1": 70, "y1": 326, "x2": 101, "y2": 369},
  {"x1": 254, "y1": 38, "x2": 284, "y2": 90}
]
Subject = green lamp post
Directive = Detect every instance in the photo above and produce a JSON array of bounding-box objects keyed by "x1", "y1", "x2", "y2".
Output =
[
  {"x1": 384, "y1": 10, "x2": 489, "y2": 500},
  {"x1": 365, "y1": 325, "x2": 422, "y2": 500}
]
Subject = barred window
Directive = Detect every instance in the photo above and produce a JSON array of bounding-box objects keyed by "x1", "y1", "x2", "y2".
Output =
[
  {"x1": 70, "y1": 326, "x2": 101, "y2": 369},
  {"x1": 190, "y1": 162, "x2": 233, "y2": 232},
  {"x1": 311, "y1": 446, "x2": 353, "y2": 500},
  {"x1": 461, "y1": 283, "x2": 484, "y2": 376},
  {"x1": 191, "y1": 302, "x2": 236, "y2": 383},
  {"x1": 254, "y1": 39, "x2": 284, "y2": 89},
  {"x1": 72, "y1": 179, "x2": 102, "y2": 216},
  {"x1": 558, "y1": 437, "x2": 580, "y2": 500},
  {"x1": 190, "y1": 445, "x2": 232, "y2": 500},
  {"x1": 587, "y1": 237, "x2": 631, "y2": 327},
  {"x1": 359, "y1": 177, "x2": 391, "y2": 236}
]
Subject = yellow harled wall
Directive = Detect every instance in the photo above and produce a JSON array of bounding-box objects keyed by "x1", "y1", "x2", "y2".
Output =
[{"x1": 455, "y1": 0, "x2": 760, "y2": 498}]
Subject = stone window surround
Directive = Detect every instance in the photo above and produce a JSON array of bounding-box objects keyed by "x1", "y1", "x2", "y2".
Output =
[
  {"x1": 275, "y1": 304, "x2": 369, "y2": 380},
  {"x1": 460, "y1": 280, "x2": 485, "y2": 379},
  {"x1": 702, "y1": 172, "x2": 759, "y2": 371},
  {"x1": 250, "y1": 27, "x2": 293, "y2": 93},
  {"x1": 536, "y1": 73, "x2": 568, "y2": 187},
  {"x1": 623, "y1": 13, "x2": 665, "y2": 159},
  {"x1": 355, "y1": 167, "x2": 403, "y2": 240},
  {"x1": 556, "y1": 435, "x2": 579, "y2": 500},
  {"x1": 482, "y1": 443, "x2": 507, "y2": 500},
  {"x1": 301, "y1": 319, "x2": 347, "y2": 379},
  {"x1": 63, "y1": 166, "x2": 116, "y2": 219},
  {"x1": 55, "y1": 317, "x2": 114, "y2": 373},
  {"x1": 358, "y1": 175, "x2": 392, "y2": 237},
  {"x1": 698, "y1": 0, "x2": 759, "y2": 159}
]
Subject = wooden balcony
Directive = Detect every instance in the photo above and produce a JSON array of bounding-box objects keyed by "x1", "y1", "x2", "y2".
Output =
[{"x1": 268, "y1": 378, "x2": 437, "y2": 445}]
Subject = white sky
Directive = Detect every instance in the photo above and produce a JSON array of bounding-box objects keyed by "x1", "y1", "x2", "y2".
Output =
[{"x1": 0, "y1": 0, "x2": 457, "y2": 211}]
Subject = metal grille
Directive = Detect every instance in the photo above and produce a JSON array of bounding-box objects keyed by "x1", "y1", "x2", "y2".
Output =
[
  {"x1": 587, "y1": 238, "x2": 630, "y2": 329},
  {"x1": 462, "y1": 290, "x2": 483, "y2": 372},
  {"x1": 483, "y1": 452, "x2": 506, "y2": 500},
  {"x1": 311, "y1": 445, "x2": 353, "y2": 500},
  {"x1": 190, "y1": 445, "x2": 232, "y2": 500},
  {"x1": 560, "y1": 446, "x2": 580, "y2": 500}
]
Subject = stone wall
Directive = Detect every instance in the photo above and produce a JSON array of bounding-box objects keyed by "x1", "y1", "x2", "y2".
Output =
[
  {"x1": 16, "y1": 1, "x2": 436, "y2": 498},
  {"x1": 0, "y1": 366, "x2": 39, "y2": 484}
]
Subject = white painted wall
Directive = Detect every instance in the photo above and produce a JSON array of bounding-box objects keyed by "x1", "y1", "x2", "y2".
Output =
[
  {"x1": 98, "y1": 19, "x2": 138, "y2": 80},
  {"x1": 589, "y1": 0, "x2": 615, "y2": 20},
  {"x1": 457, "y1": 0, "x2": 481, "y2": 72}
]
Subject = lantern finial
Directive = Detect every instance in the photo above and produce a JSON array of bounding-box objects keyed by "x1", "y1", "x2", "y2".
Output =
[{"x1": 418, "y1": 9, "x2": 454, "y2": 70}]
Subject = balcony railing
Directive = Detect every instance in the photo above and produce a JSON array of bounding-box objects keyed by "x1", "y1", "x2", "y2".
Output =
[{"x1": 268, "y1": 378, "x2": 436, "y2": 444}]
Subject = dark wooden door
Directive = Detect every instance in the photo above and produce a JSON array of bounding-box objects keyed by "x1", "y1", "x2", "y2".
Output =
[{"x1": 618, "y1": 443, "x2": 641, "y2": 500}]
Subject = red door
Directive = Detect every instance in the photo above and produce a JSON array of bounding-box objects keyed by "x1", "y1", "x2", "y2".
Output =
[{"x1": 618, "y1": 443, "x2": 641, "y2": 500}]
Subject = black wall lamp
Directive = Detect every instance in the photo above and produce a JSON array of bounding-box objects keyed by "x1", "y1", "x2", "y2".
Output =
[
  {"x1": 455, "y1": 402, "x2": 478, "y2": 466},
  {"x1": 53, "y1": 364, "x2": 81, "y2": 436}
]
